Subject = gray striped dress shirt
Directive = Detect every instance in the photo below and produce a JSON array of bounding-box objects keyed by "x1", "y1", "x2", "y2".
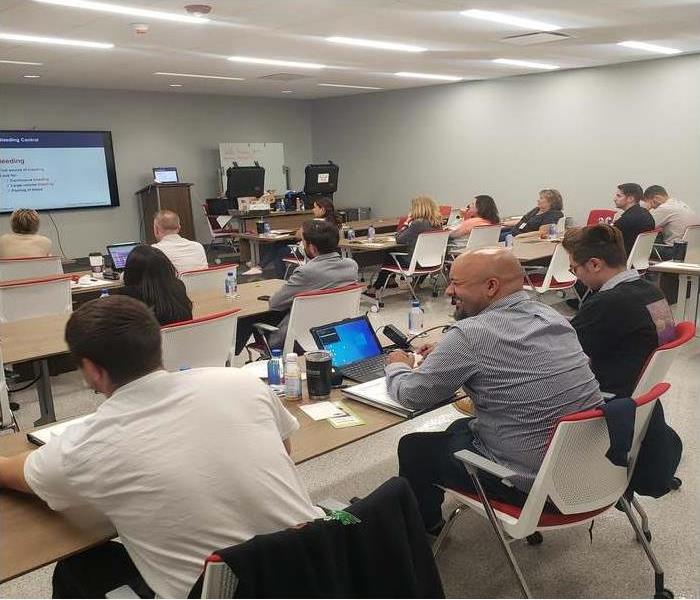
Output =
[{"x1": 386, "y1": 290, "x2": 603, "y2": 491}]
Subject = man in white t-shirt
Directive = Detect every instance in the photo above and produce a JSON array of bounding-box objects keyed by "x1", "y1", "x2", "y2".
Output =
[
  {"x1": 643, "y1": 185, "x2": 698, "y2": 251},
  {"x1": 0, "y1": 296, "x2": 323, "y2": 598},
  {"x1": 152, "y1": 209, "x2": 208, "y2": 274}
]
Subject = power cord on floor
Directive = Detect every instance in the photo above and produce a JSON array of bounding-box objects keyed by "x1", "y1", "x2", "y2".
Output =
[
  {"x1": 47, "y1": 211, "x2": 68, "y2": 259},
  {"x1": 8, "y1": 376, "x2": 41, "y2": 393}
]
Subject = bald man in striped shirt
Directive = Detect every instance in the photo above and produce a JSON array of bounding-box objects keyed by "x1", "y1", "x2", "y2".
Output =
[{"x1": 386, "y1": 248, "x2": 603, "y2": 533}]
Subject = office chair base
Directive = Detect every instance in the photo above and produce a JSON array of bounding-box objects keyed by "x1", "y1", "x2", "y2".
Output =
[{"x1": 525, "y1": 532, "x2": 543, "y2": 545}]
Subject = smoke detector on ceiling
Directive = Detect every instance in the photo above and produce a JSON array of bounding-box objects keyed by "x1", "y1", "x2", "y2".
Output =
[{"x1": 184, "y1": 4, "x2": 212, "y2": 17}]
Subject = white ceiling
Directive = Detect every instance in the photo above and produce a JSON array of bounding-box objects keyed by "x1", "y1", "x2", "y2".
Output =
[{"x1": 0, "y1": 0, "x2": 699, "y2": 99}]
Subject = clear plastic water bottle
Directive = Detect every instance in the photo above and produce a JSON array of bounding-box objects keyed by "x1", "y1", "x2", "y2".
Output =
[
  {"x1": 99, "y1": 288, "x2": 110, "y2": 298},
  {"x1": 224, "y1": 269, "x2": 238, "y2": 299},
  {"x1": 347, "y1": 228, "x2": 356, "y2": 241},
  {"x1": 505, "y1": 233, "x2": 514, "y2": 248},
  {"x1": 408, "y1": 299, "x2": 423, "y2": 335},
  {"x1": 276, "y1": 197, "x2": 285, "y2": 212},
  {"x1": 284, "y1": 353, "x2": 302, "y2": 400},
  {"x1": 267, "y1": 349, "x2": 285, "y2": 394},
  {"x1": 263, "y1": 221, "x2": 271, "y2": 235},
  {"x1": 367, "y1": 224, "x2": 376, "y2": 242},
  {"x1": 548, "y1": 223, "x2": 557, "y2": 239}
]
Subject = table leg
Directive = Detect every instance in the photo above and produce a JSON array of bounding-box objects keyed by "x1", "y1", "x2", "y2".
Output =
[
  {"x1": 687, "y1": 274, "x2": 699, "y2": 335},
  {"x1": 674, "y1": 274, "x2": 688, "y2": 323},
  {"x1": 250, "y1": 241, "x2": 261, "y2": 267},
  {"x1": 33, "y1": 359, "x2": 56, "y2": 426}
]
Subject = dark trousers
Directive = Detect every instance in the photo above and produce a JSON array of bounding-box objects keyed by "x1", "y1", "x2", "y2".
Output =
[
  {"x1": 53, "y1": 541, "x2": 153, "y2": 599},
  {"x1": 398, "y1": 418, "x2": 528, "y2": 530},
  {"x1": 261, "y1": 243, "x2": 293, "y2": 279},
  {"x1": 235, "y1": 311, "x2": 285, "y2": 355}
]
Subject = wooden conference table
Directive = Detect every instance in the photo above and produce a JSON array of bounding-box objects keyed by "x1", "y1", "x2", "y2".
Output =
[
  {"x1": 0, "y1": 280, "x2": 284, "y2": 426},
  {"x1": 0, "y1": 386, "x2": 404, "y2": 583}
]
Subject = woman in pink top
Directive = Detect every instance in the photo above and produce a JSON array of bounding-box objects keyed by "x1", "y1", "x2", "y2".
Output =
[{"x1": 449, "y1": 195, "x2": 500, "y2": 239}]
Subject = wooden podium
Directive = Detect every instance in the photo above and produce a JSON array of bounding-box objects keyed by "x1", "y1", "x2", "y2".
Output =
[{"x1": 136, "y1": 183, "x2": 195, "y2": 243}]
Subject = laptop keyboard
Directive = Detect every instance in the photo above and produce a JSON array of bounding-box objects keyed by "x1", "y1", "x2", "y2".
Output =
[{"x1": 339, "y1": 354, "x2": 387, "y2": 383}]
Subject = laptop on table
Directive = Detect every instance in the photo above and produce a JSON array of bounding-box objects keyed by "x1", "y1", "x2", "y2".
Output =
[
  {"x1": 310, "y1": 315, "x2": 387, "y2": 383},
  {"x1": 106, "y1": 242, "x2": 139, "y2": 271}
]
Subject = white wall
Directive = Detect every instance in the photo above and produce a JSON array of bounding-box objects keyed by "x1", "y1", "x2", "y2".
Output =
[
  {"x1": 311, "y1": 54, "x2": 700, "y2": 225},
  {"x1": 0, "y1": 84, "x2": 313, "y2": 258}
]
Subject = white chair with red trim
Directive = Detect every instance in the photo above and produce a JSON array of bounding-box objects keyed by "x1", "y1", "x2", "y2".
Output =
[
  {"x1": 202, "y1": 204, "x2": 239, "y2": 252},
  {"x1": 375, "y1": 231, "x2": 450, "y2": 305},
  {"x1": 0, "y1": 275, "x2": 73, "y2": 323},
  {"x1": 0, "y1": 256, "x2": 63, "y2": 282},
  {"x1": 180, "y1": 264, "x2": 237, "y2": 296},
  {"x1": 433, "y1": 383, "x2": 673, "y2": 599},
  {"x1": 282, "y1": 244, "x2": 305, "y2": 280},
  {"x1": 249, "y1": 283, "x2": 364, "y2": 358},
  {"x1": 522, "y1": 242, "x2": 577, "y2": 299},
  {"x1": 627, "y1": 229, "x2": 660, "y2": 274},
  {"x1": 161, "y1": 309, "x2": 240, "y2": 371}
]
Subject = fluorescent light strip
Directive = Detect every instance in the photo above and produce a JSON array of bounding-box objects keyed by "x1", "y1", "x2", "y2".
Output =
[
  {"x1": 0, "y1": 59, "x2": 44, "y2": 65},
  {"x1": 326, "y1": 36, "x2": 425, "y2": 53},
  {"x1": 33, "y1": 0, "x2": 208, "y2": 24},
  {"x1": 23, "y1": 74, "x2": 41, "y2": 78},
  {"x1": 318, "y1": 83, "x2": 382, "y2": 90},
  {"x1": 0, "y1": 32, "x2": 113, "y2": 49},
  {"x1": 154, "y1": 72, "x2": 244, "y2": 81},
  {"x1": 395, "y1": 71, "x2": 461, "y2": 82},
  {"x1": 461, "y1": 9, "x2": 561, "y2": 32},
  {"x1": 493, "y1": 58, "x2": 559, "y2": 70},
  {"x1": 618, "y1": 41, "x2": 681, "y2": 55},
  {"x1": 228, "y1": 56, "x2": 325, "y2": 69}
]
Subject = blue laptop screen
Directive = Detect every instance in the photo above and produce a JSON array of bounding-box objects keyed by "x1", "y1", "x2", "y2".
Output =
[{"x1": 315, "y1": 318, "x2": 383, "y2": 367}]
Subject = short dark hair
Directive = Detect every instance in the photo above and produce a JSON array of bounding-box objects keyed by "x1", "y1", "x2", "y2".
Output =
[
  {"x1": 302, "y1": 219, "x2": 339, "y2": 254},
  {"x1": 65, "y1": 295, "x2": 162, "y2": 387},
  {"x1": 643, "y1": 185, "x2": 668, "y2": 199},
  {"x1": 618, "y1": 183, "x2": 643, "y2": 203},
  {"x1": 474, "y1": 195, "x2": 500, "y2": 224},
  {"x1": 562, "y1": 224, "x2": 627, "y2": 268}
]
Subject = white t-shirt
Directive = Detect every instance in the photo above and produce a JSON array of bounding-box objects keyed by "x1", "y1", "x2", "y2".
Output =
[
  {"x1": 24, "y1": 369, "x2": 323, "y2": 598},
  {"x1": 650, "y1": 198, "x2": 699, "y2": 245},
  {"x1": 152, "y1": 233, "x2": 207, "y2": 274}
]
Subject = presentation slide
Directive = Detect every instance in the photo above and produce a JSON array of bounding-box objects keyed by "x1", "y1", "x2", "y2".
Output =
[{"x1": 0, "y1": 131, "x2": 119, "y2": 213}]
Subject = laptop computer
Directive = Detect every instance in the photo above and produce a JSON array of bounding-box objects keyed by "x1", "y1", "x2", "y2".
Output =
[
  {"x1": 106, "y1": 242, "x2": 139, "y2": 271},
  {"x1": 310, "y1": 316, "x2": 387, "y2": 383},
  {"x1": 153, "y1": 166, "x2": 179, "y2": 184}
]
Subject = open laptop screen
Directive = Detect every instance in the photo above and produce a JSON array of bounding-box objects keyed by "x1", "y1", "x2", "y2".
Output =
[
  {"x1": 312, "y1": 316, "x2": 383, "y2": 367},
  {"x1": 153, "y1": 167, "x2": 178, "y2": 184},
  {"x1": 107, "y1": 242, "x2": 138, "y2": 270}
]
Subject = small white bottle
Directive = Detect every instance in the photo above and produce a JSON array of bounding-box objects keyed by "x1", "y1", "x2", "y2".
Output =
[
  {"x1": 284, "y1": 353, "x2": 302, "y2": 401},
  {"x1": 224, "y1": 268, "x2": 238, "y2": 299},
  {"x1": 408, "y1": 299, "x2": 423, "y2": 335},
  {"x1": 367, "y1": 224, "x2": 376, "y2": 242}
]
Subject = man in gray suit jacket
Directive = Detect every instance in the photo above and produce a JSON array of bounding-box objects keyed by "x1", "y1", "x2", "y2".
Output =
[{"x1": 267, "y1": 220, "x2": 359, "y2": 350}]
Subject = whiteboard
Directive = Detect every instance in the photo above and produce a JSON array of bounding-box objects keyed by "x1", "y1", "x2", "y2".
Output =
[{"x1": 219, "y1": 142, "x2": 286, "y2": 195}]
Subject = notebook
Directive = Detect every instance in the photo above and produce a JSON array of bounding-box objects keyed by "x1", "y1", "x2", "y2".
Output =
[
  {"x1": 341, "y1": 377, "x2": 419, "y2": 418},
  {"x1": 27, "y1": 414, "x2": 92, "y2": 446}
]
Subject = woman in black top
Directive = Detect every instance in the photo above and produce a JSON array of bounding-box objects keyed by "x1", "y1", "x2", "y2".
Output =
[
  {"x1": 312, "y1": 197, "x2": 342, "y2": 228},
  {"x1": 513, "y1": 189, "x2": 564, "y2": 237},
  {"x1": 122, "y1": 245, "x2": 193, "y2": 326}
]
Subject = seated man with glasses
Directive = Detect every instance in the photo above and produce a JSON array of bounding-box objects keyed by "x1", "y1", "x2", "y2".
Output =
[{"x1": 563, "y1": 224, "x2": 675, "y2": 397}]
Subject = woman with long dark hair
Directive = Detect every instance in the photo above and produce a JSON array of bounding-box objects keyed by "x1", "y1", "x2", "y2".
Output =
[
  {"x1": 312, "y1": 197, "x2": 342, "y2": 227},
  {"x1": 122, "y1": 245, "x2": 193, "y2": 325},
  {"x1": 449, "y1": 195, "x2": 500, "y2": 239}
]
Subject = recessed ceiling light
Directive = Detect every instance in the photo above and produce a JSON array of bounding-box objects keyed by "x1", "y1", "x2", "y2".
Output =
[
  {"x1": 168, "y1": 83, "x2": 182, "y2": 87},
  {"x1": 461, "y1": 9, "x2": 561, "y2": 32},
  {"x1": 0, "y1": 32, "x2": 113, "y2": 49},
  {"x1": 395, "y1": 71, "x2": 461, "y2": 82},
  {"x1": 493, "y1": 58, "x2": 559, "y2": 70},
  {"x1": 0, "y1": 59, "x2": 44, "y2": 66},
  {"x1": 618, "y1": 41, "x2": 681, "y2": 55},
  {"x1": 318, "y1": 83, "x2": 383, "y2": 90},
  {"x1": 281, "y1": 90, "x2": 293, "y2": 93},
  {"x1": 154, "y1": 71, "x2": 244, "y2": 81},
  {"x1": 23, "y1": 74, "x2": 41, "y2": 78},
  {"x1": 228, "y1": 56, "x2": 325, "y2": 69},
  {"x1": 326, "y1": 36, "x2": 426, "y2": 53},
  {"x1": 33, "y1": 0, "x2": 209, "y2": 24}
]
